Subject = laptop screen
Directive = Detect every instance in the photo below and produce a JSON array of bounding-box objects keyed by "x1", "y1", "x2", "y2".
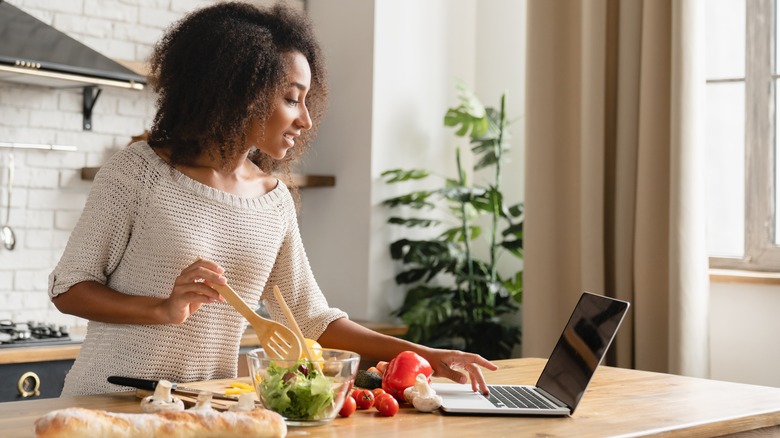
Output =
[{"x1": 535, "y1": 292, "x2": 629, "y2": 413}]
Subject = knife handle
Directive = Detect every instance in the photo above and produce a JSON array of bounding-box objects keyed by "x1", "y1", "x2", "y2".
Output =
[{"x1": 107, "y1": 376, "x2": 166, "y2": 391}]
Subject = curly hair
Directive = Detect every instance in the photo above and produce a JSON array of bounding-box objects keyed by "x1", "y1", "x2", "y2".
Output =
[{"x1": 147, "y1": 1, "x2": 328, "y2": 184}]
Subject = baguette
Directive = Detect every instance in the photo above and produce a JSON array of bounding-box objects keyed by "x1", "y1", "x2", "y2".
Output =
[{"x1": 34, "y1": 407, "x2": 287, "y2": 438}]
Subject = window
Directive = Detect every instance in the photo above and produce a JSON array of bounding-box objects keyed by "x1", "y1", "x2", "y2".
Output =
[{"x1": 706, "y1": 0, "x2": 780, "y2": 270}]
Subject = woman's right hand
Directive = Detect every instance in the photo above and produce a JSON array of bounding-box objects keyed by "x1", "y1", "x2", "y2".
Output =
[{"x1": 158, "y1": 258, "x2": 227, "y2": 323}]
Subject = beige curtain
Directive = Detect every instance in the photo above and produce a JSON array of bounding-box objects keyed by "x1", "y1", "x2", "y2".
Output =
[{"x1": 523, "y1": 0, "x2": 709, "y2": 377}]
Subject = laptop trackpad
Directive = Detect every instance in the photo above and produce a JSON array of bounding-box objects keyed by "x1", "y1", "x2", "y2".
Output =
[{"x1": 433, "y1": 383, "x2": 497, "y2": 410}]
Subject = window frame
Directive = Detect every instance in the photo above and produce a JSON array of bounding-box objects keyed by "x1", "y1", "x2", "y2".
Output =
[{"x1": 709, "y1": 0, "x2": 780, "y2": 271}]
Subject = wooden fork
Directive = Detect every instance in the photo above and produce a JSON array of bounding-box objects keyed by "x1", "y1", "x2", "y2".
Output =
[
  {"x1": 272, "y1": 285, "x2": 317, "y2": 363},
  {"x1": 212, "y1": 283, "x2": 302, "y2": 361}
]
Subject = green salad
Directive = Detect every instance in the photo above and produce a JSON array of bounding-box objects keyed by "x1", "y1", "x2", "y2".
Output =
[{"x1": 259, "y1": 360, "x2": 334, "y2": 420}]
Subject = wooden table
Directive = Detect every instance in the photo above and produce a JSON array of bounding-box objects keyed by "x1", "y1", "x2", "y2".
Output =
[{"x1": 2, "y1": 358, "x2": 780, "y2": 437}]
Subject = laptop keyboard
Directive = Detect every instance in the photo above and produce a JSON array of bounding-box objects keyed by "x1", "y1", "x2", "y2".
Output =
[{"x1": 485, "y1": 385, "x2": 556, "y2": 409}]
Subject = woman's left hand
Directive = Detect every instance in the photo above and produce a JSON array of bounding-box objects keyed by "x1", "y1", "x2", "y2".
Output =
[{"x1": 421, "y1": 348, "x2": 499, "y2": 395}]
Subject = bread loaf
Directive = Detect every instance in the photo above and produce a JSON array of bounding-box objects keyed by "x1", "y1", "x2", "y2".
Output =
[{"x1": 34, "y1": 407, "x2": 287, "y2": 438}]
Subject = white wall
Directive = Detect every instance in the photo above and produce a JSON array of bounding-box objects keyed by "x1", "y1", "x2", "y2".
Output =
[
  {"x1": 298, "y1": 0, "x2": 375, "y2": 320},
  {"x1": 302, "y1": 0, "x2": 526, "y2": 322},
  {"x1": 709, "y1": 282, "x2": 780, "y2": 387}
]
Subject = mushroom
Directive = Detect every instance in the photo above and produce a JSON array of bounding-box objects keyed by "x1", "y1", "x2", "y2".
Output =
[
  {"x1": 228, "y1": 392, "x2": 257, "y2": 412},
  {"x1": 140, "y1": 380, "x2": 185, "y2": 413},
  {"x1": 403, "y1": 385, "x2": 417, "y2": 404},
  {"x1": 188, "y1": 392, "x2": 214, "y2": 411},
  {"x1": 407, "y1": 373, "x2": 443, "y2": 413}
]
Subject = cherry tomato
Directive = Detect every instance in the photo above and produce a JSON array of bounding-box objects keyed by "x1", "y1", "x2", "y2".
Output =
[
  {"x1": 375, "y1": 393, "x2": 399, "y2": 417},
  {"x1": 372, "y1": 387, "x2": 386, "y2": 397},
  {"x1": 338, "y1": 395, "x2": 357, "y2": 417},
  {"x1": 354, "y1": 389, "x2": 375, "y2": 410},
  {"x1": 349, "y1": 388, "x2": 358, "y2": 400},
  {"x1": 374, "y1": 392, "x2": 389, "y2": 411}
]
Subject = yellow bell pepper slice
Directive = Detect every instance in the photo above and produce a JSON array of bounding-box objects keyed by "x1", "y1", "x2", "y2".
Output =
[{"x1": 303, "y1": 338, "x2": 323, "y2": 361}]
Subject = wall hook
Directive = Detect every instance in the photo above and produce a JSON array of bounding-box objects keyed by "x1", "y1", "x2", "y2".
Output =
[{"x1": 83, "y1": 86, "x2": 102, "y2": 131}]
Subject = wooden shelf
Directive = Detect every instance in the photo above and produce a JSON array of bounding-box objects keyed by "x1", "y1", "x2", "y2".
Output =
[
  {"x1": 80, "y1": 167, "x2": 335, "y2": 188},
  {"x1": 283, "y1": 173, "x2": 335, "y2": 188}
]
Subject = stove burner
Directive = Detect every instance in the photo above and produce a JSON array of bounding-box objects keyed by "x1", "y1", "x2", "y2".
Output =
[{"x1": 0, "y1": 320, "x2": 75, "y2": 348}]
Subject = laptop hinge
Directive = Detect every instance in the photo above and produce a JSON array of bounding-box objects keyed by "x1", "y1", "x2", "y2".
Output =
[{"x1": 535, "y1": 388, "x2": 569, "y2": 409}]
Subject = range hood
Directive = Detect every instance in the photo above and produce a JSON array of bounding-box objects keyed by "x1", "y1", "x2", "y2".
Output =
[{"x1": 0, "y1": 1, "x2": 146, "y2": 91}]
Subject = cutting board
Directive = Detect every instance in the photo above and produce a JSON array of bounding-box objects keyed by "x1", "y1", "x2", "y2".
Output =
[{"x1": 134, "y1": 377, "x2": 258, "y2": 411}]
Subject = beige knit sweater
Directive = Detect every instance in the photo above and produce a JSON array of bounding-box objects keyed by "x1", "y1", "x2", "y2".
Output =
[{"x1": 49, "y1": 142, "x2": 347, "y2": 396}]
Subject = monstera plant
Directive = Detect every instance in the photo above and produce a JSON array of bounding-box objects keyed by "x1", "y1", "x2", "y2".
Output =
[{"x1": 381, "y1": 82, "x2": 524, "y2": 360}]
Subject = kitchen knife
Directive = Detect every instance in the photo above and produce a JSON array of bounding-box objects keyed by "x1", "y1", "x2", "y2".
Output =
[{"x1": 107, "y1": 376, "x2": 252, "y2": 402}]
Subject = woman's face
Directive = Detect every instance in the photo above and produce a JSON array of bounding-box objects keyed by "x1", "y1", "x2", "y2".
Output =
[{"x1": 249, "y1": 51, "x2": 313, "y2": 160}]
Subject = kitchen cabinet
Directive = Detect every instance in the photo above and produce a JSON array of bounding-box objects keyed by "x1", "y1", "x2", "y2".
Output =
[
  {"x1": 0, "y1": 359, "x2": 73, "y2": 402},
  {"x1": 0, "y1": 345, "x2": 81, "y2": 402}
]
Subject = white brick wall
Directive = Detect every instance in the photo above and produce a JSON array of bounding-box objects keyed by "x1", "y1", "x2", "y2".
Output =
[{"x1": 0, "y1": 0, "x2": 300, "y2": 327}]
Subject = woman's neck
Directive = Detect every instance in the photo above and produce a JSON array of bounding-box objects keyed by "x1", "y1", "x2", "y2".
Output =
[{"x1": 154, "y1": 145, "x2": 278, "y2": 198}]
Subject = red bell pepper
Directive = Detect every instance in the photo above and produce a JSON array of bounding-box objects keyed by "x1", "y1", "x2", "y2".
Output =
[{"x1": 381, "y1": 351, "x2": 433, "y2": 402}]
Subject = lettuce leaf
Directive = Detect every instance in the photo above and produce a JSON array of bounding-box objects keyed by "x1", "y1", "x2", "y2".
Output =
[{"x1": 260, "y1": 360, "x2": 335, "y2": 420}]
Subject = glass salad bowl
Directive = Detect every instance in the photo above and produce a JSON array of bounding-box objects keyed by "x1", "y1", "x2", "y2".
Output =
[{"x1": 247, "y1": 347, "x2": 360, "y2": 426}]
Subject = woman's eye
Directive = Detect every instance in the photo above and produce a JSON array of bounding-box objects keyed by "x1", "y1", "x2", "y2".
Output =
[{"x1": 286, "y1": 98, "x2": 299, "y2": 106}]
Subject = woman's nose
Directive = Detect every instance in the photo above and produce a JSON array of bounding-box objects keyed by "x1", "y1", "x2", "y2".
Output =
[{"x1": 298, "y1": 105, "x2": 313, "y2": 130}]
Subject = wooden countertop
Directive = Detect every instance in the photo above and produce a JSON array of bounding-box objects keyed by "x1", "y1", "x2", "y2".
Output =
[
  {"x1": 0, "y1": 320, "x2": 407, "y2": 365},
  {"x1": 3, "y1": 358, "x2": 780, "y2": 437}
]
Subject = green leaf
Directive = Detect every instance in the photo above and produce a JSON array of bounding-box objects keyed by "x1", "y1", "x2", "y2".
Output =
[
  {"x1": 467, "y1": 186, "x2": 501, "y2": 214},
  {"x1": 439, "y1": 225, "x2": 482, "y2": 242},
  {"x1": 502, "y1": 271, "x2": 523, "y2": 303},
  {"x1": 395, "y1": 285, "x2": 455, "y2": 314},
  {"x1": 440, "y1": 186, "x2": 486, "y2": 203},
  {"x1": 381, "y1": 168, "x2": 430, "y2": 183},
  {"x1": 455, "y1": 81, "x2": 487, "y2": 119},
  {"x1": 396, "y1": 268, "x2": 429, "y2": 284},
  {"x1": 502, "y1": 221, "x2": 523, "y2": 236},
  {"x1": 474, "y1": 150, "x2": 500, "y2": 170},
  {"x1": 443, "y1": 82, "x2": 489, "y2": 138},
  {"x1": 388, "y1": 239, "x2": 462, "y2": 275},
  {"x1": 501, "y1": 237, "x2": 523, "y2": 249},
  {"x1": 506, "y1": 203, "x2": 524, "y2": 218},
  {"x1": 382, "y1": 191, "x2": 435, "y2": 209},
  {"x1": 388, "y1": 217, "x2": 440, "y2": 228},
  {"x1": 394, "y1": 286, "x2": 458, "y2": 343}
]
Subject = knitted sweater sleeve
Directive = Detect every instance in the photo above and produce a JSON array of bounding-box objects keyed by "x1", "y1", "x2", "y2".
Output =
[
  {"x1": 48, "y1": 148, "x2": 141, "y2": 297},
  {"x1": 263, "y1": 195, "x2": 347, "y2": 341}
]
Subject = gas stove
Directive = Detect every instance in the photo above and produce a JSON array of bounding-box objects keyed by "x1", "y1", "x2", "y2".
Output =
[{"x1": 0, "y1": 320, "x2": 79, "y2": 348}]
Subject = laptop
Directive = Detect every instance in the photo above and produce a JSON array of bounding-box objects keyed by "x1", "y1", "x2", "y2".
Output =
[{"x1": 434, "y1": 291, "x2": 630, "y2": 416}]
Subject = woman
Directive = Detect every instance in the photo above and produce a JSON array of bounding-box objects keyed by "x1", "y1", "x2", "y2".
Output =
[{"x1": 50, "y1": 1, "x2": 496, "y2": 396}]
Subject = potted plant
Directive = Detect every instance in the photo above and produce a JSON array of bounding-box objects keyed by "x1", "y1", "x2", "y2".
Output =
[{"x1": 381, "y1": 82, "x2": 523, "y2": 360}]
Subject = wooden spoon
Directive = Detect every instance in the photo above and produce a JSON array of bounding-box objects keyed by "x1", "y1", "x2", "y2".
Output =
[{"x1": 212, "y1": 283, "x2": 302, "y2": 361}]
